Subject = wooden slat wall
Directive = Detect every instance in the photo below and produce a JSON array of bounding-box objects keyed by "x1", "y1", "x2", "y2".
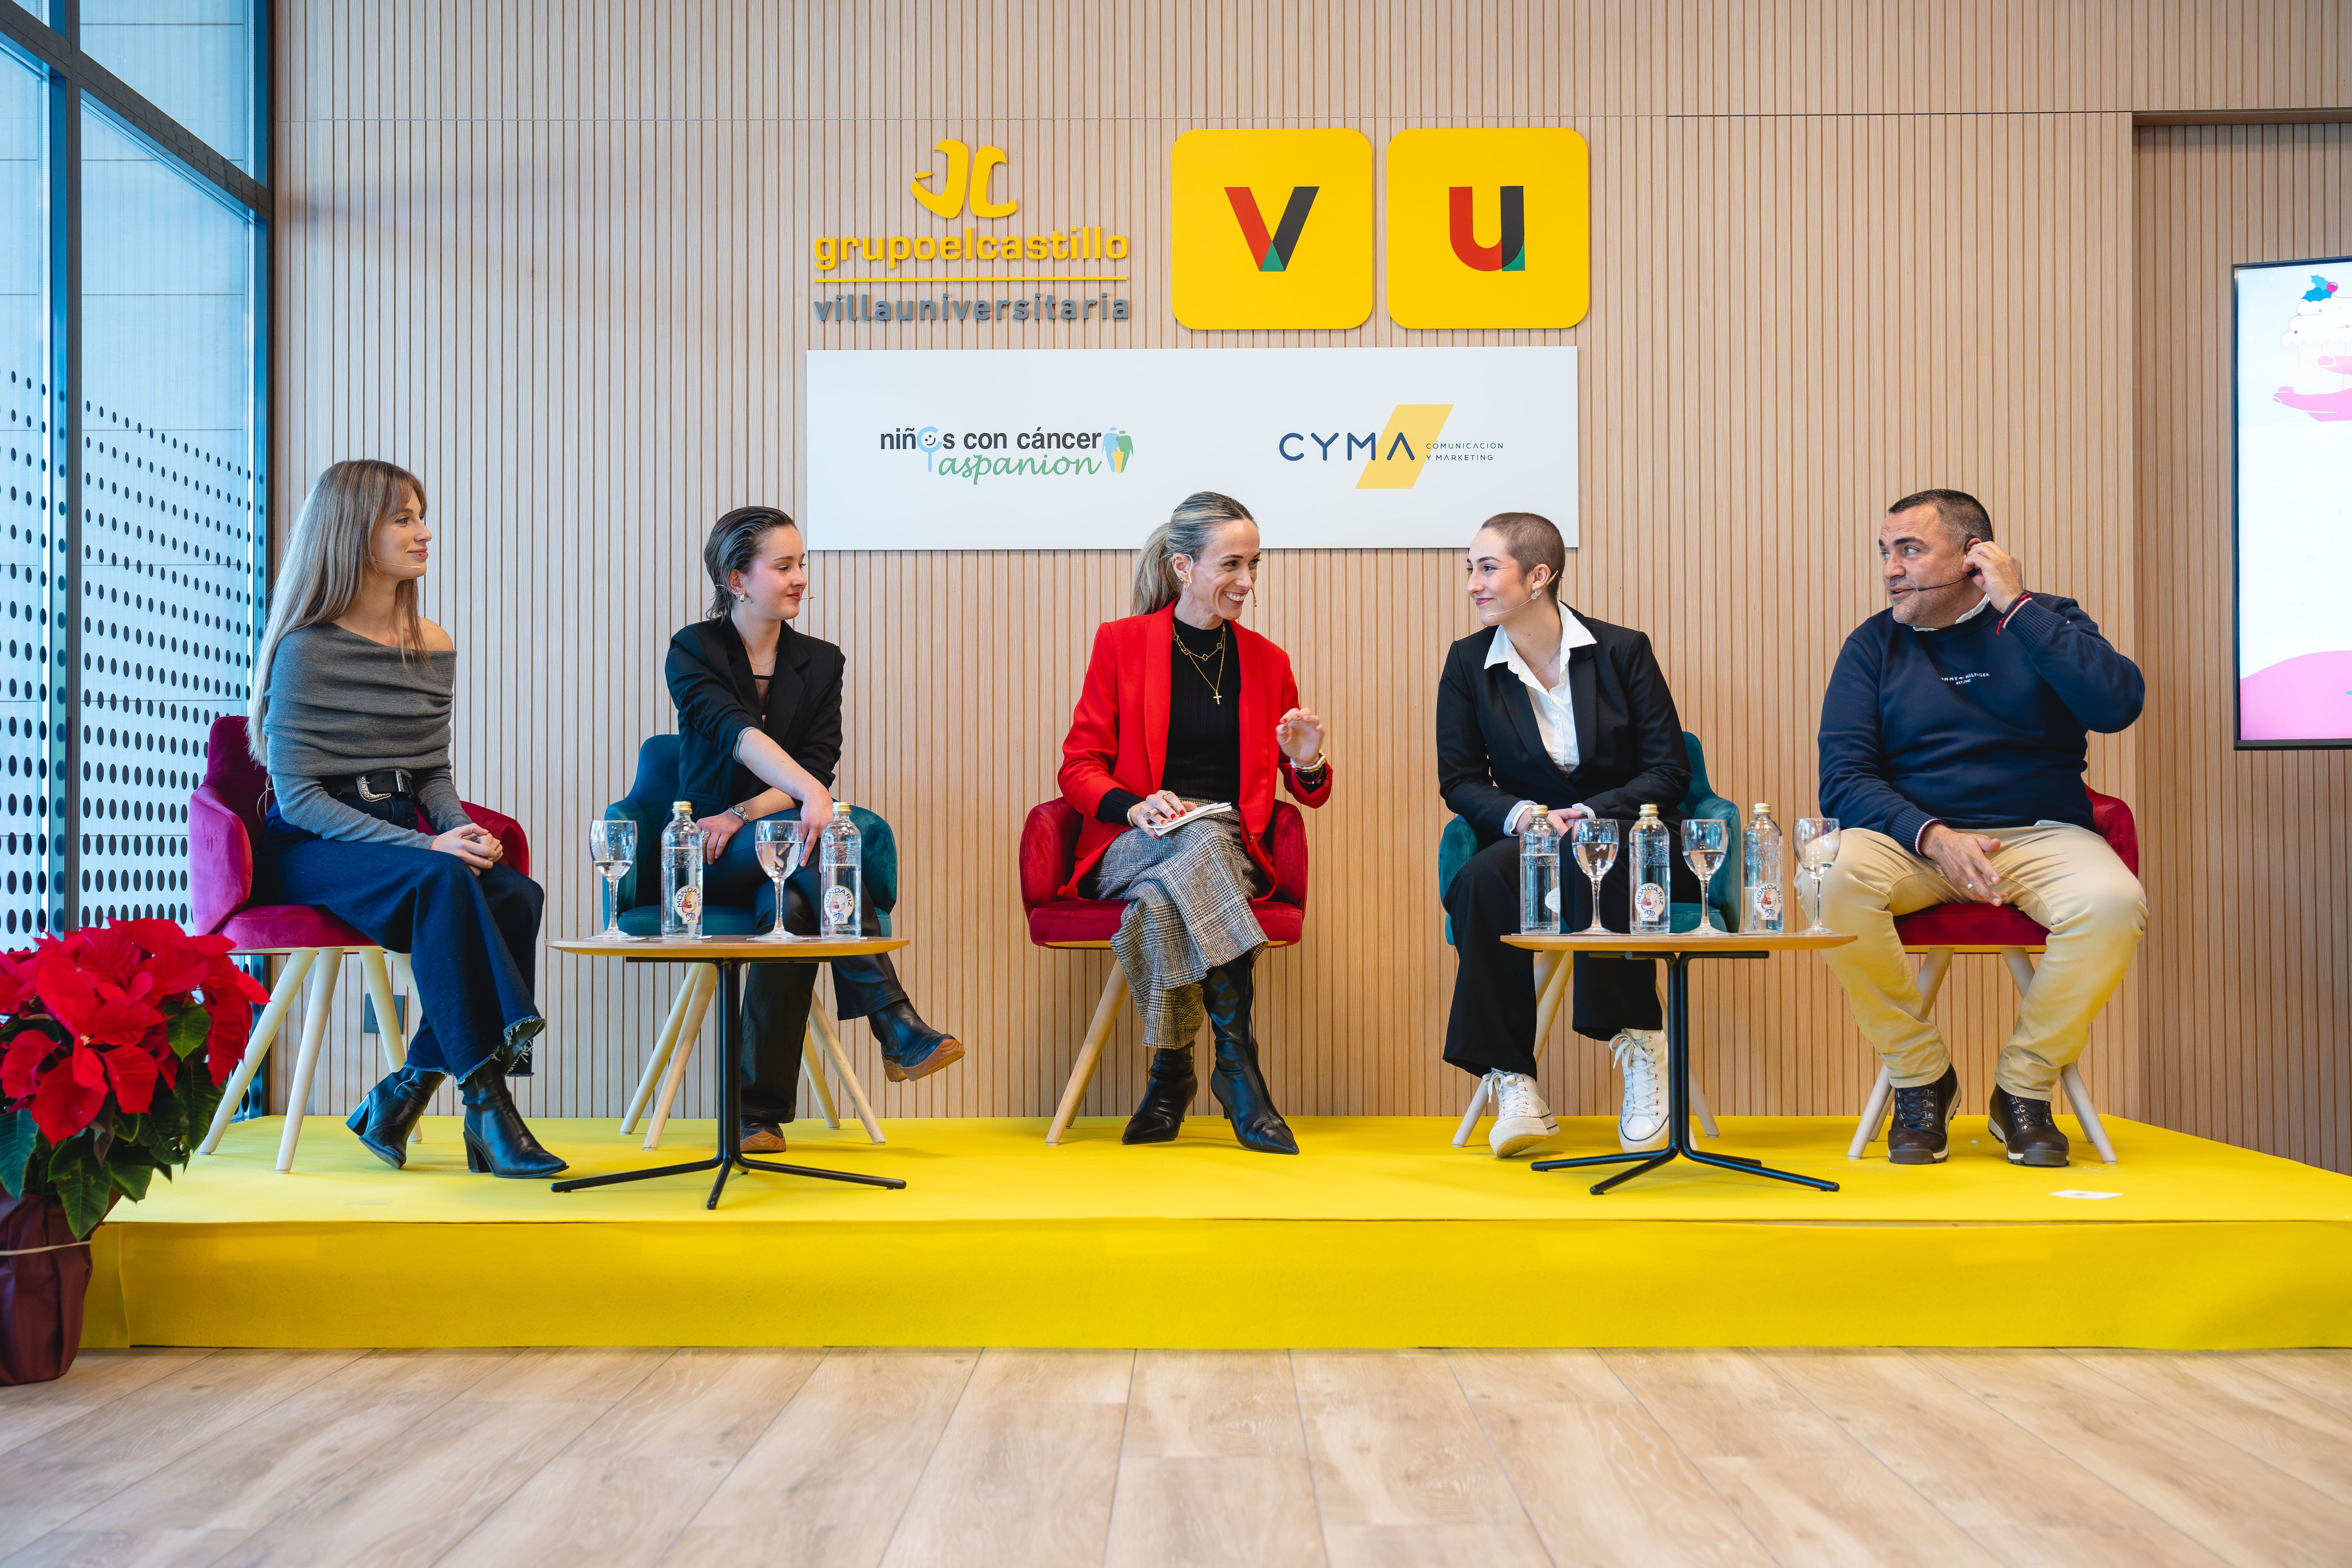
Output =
[
  {"x1": 268, "y1": 1, "x2": 2350, "y2": 1159},
  {"x1": 2134, "y1": 124, "x2": 2352, "y2": 1174}
]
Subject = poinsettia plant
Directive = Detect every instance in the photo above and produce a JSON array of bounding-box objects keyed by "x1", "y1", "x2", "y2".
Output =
[{"x1": 0, "y1": 919, "x2": 268, "y2": 1238}]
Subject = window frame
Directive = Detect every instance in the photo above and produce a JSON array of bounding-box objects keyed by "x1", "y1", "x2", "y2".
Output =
[{"x1": 0, "y1": 0, "x2": 267, "y2": 931}]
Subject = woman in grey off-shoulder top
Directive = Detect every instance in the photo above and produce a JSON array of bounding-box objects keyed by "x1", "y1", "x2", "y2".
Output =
[{"x1": 251, "y1": 458, "x2": 564, "y2": 1180}]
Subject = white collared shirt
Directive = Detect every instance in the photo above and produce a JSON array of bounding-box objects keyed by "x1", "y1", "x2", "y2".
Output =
[
  {"x1": 1909, "y1": 592, "x2": 1991, "y2": 629},
  {"x1": 1487, "y1": 605, "x2": 1598, "y2": 834}
]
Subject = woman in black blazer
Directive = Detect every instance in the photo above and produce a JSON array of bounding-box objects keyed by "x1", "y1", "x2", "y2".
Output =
[
  {"x1": 665, "y1": 506, "x2": 962, "y2": 1152},
  {"x1": 1437, "y1": 512, "x2": 1700, "y2": 1160}
]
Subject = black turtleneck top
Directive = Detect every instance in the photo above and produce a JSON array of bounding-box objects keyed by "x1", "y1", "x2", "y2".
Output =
[{"x1": 1096, "y1": 615, "x2": 1244, "y2": 825}]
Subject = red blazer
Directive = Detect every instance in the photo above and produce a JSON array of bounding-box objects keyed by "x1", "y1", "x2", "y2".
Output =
[{"x1": 1057, "y1": 605, "x2": 1334, "y2": 898}]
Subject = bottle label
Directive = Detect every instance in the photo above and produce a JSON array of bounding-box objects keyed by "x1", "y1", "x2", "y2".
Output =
[
  {"x1": 824, "y1": 884, "x2": 856, "y2": 926},
  {"x1": 1753, "y1": 884, "x2": 1781, "y2": 929},
  {"x1": 1635, "y1": 882, "x2": 1667, "y2": 923},
  {"x1": 1545, "y1": 883, "x2": 1561, "y2": 915},
  {"x1": 673, "y1": 883, "x2": 701, "y2": 923}
]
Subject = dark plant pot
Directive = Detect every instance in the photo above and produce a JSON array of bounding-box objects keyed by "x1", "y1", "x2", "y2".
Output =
[{"x1": 0, "y1": 1194, "x2": 92, "y2": 1386}]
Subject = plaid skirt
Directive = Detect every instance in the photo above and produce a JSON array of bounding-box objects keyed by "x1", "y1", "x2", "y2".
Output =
[{"x1": 1087, "y1": 806, "x2": 1270, "y2": 1051}]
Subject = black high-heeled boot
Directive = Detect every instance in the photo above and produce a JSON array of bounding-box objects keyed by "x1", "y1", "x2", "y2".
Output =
[
  {"x1": 344, "y1": 1063, "x2": 446, "y2": 1170},
  {"x1": 1122, "y1": 1047, "x2": 1196, "y2": 1145},
  {"x1": 1202, "y1": 955, "x2": 1298, "y2": 1154},
  {"x1": 459, "y1": 1063, "x2": 569, "y2": 1178}
]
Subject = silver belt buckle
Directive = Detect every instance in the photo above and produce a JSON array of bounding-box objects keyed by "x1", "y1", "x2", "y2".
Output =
[{"x1": 357, "y1": 771, "x2": 393, "y2": 802}]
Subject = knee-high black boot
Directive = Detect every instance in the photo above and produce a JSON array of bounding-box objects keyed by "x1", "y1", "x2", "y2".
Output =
[
  {"x1": 1122, "y1": 1048, "x2": 1196, "y2": 1145},
  {"x1": 344, "y1": 1063, "x2": 445, "y2": 1170},
  {"x1": 459, "y1": 1063, "x2": 568, "y2": 1178},
  {"x1": 1202, "y1": 954, "x2": 1297, "y2": 1154}
]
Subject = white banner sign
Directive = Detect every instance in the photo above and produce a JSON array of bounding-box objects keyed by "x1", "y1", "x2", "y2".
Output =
[{"x1": 804, "y1": 346, "x2": 1576, "y2": 549}]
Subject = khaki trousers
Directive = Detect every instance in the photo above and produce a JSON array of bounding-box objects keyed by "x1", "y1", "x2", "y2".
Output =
[{"x1": 1817, "y1": 823, "x2": 2145, "y2": 1099}]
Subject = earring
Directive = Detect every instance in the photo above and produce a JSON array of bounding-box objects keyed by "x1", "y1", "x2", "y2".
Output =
[{"x1": 736, "y1": 591, "x2": 748, "y2": 602}]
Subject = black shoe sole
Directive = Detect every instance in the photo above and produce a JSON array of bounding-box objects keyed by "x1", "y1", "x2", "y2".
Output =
[
  {"x1": 1121, "y1": 1125, "x2": 1184, "y2": 1145},
  {"x1": 1887, "y1": 1146, "x2": 1949, "y2": 1165}
]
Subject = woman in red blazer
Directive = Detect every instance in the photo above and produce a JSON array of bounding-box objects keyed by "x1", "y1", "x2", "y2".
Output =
[{"x1": 1060, "y1": 491, "x2": 1332, "y2": 1154}]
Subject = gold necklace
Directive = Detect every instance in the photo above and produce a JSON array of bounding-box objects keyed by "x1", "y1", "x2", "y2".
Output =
[{"x1": 1173, "y1": 622, "x2": 1229, "y2": 704}]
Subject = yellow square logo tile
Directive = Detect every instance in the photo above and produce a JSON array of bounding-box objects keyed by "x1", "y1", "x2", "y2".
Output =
[
  {"x1": 1386, "y1": 127, "x2": 1590, "y2": 329},
  {"x1": 1171, "y1": 128, "x2": 1374, "y2": 331}
]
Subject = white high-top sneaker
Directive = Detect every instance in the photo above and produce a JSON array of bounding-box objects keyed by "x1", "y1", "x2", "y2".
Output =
[
  {"x1": 1487, "y1": 1072, "x2": 1558, "y2": 1158},
  {"x1": 1612, "y1": 1030, "x2": 1669, "y2": 1151}
]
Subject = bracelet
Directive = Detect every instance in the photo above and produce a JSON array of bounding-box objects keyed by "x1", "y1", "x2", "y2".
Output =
[
  {"x1": 1294, "y1": 751, "x2": 1329, "y2": 775},
  {"x1": 728, "y1": 804, "x2": 752, "y2": 823}
]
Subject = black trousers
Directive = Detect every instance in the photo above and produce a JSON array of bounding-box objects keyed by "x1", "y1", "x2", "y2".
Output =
[
  {"x1": 1441, "y1": 834, "x2": 1700, "y2": 1079},
  {"x1": 703, "y1": 821, "x2": 908, "y2": 1122},
  {"x1": 259, "y1": 801, "x2": 545, "y2": 1078}
]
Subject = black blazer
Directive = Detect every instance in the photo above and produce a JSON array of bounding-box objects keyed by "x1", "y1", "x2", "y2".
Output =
[
  {"x1": 664, "y1": 617, "x2": 845, "y2": 815},
  {"x1": 1437, "y1": 605, "x2": 1692, "y2": 845}
]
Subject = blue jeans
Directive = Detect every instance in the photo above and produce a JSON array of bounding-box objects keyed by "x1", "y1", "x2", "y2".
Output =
[{"x1": 259, "y1": 799, "x2": 545, "y2": 1077}]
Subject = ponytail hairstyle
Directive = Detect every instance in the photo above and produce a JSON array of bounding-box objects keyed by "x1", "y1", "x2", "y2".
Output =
[
  {"x1": 1131, "y1": 490, "x2": 1255, "y2": 615},
  {"x1": 248, "y1": 459, "x2": 428, "y2": 760},
  {"x1": 1478, "y1": 510, "x2": 1567, "y2": 600},
  {"x1": 702, "y1": 506, "x2": 802, "y2": 620}
]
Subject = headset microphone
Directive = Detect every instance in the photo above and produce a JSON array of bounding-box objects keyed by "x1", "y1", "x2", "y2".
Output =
[{"x1": 1891, "y1": 541, "x2": 1985, "y2": 596}]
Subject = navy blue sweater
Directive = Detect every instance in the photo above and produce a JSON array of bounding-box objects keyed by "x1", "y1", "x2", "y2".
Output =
[{"x1": 1818, "y1": 595, "x2": 2143, "y2": 851}]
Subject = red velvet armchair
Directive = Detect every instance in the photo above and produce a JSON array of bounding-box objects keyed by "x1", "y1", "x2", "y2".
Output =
[
  {"x1": 1019, "y1": 797, "x2": 1309, "y2": 1143},
  {"x1": 189, "y1": 716, "x2": 529, "y2": 1173},
  {"x1": 1849, "y1": 787, "x2": 2137, "y2": 1165}
]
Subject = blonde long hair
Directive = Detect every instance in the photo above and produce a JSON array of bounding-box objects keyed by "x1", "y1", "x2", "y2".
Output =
[
  {"x1": 1131, "y1": 491, "x2": 1254, "y2": 615},
  {"x1": 247, "y1": 460, "x2": 429, "y2": 759}
]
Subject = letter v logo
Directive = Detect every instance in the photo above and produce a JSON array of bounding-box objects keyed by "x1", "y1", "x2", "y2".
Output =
[{"x1": 1225, "y1": 186, "x2": 1319, "y2": 272}]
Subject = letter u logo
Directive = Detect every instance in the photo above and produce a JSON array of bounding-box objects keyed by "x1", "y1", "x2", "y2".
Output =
[{"x1": 1448, "y1": 186, "x2": 1526, "y2": 272}]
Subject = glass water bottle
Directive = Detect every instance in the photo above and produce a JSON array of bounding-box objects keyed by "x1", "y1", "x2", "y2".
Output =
[
  {"x1": 1629, "y1": 804, "x2": 1671, "y2": 934},
  {"x1": 819, "y1": 804, "x2": 863, "y2": 938},
  {"x1": 659, "y1": 800, "x2": 705, "y2": 938},
  {"x1": 1518, "y1": 805, "x2": 1561, "y2": 935},
  {"x1": 1743, "y1": 802, "x2": 1785, "y2": 933}
]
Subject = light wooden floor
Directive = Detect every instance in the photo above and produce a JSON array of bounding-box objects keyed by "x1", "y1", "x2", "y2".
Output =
[{"x1": 2, "y1": 1346, "x2": 2349, "y2": 1566}]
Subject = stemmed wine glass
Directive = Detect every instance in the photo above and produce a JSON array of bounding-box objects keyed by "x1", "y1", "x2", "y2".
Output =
[
  {"x1": 588, "y1": 819, "x2": 637, "y2": 941},
  {"x1": 1796, "y1": 817, "x2": 1843, "y2": 935},
  {"x1": 756, "y1": 819, "x2": 811, "y2": 941},
  {"x1": 1572, "y1": 818, "x2": 1619, "y2": 936},
  {"x1": 1681, "y1": 819, "x2": 1728, "y2": 934}
]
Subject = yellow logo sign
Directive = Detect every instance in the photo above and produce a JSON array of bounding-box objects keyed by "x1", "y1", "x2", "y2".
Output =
[
  {"x1": 1385, "y1": 128, "x2": 1589, "y2": 329},
  {"x1": 1171, "y1": 128, "x2": 1374, "y2": 330},
  {"x1": 909, "y1": 139, "x2": 1018, "y2": 220}
]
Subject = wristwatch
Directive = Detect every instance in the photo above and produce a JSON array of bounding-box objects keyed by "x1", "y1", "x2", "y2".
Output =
[{"x1": 727, "y1": 804, "x2": 753, "y2": 824}]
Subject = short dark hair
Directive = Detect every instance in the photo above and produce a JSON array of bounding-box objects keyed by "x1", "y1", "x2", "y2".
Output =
[
  {"x1": 1476, "y1": 511, "x2": 1567, "y2": 599},
  {"x1": 703, "y1": 506, "x2": 802, "y2": 619},
  {"x1": 1887, "y1": 488, "x2": 1994, "y2": 548}
]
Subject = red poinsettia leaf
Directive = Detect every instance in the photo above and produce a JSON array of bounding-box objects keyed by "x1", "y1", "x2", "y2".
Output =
[
  {"x1": 201, "y1": 956, "x2": 270, "y2": 1008},
  {"x1": 0, "y1": 949, "x2": 36, "y2": 1015},
  {"x1": 2, "y1": 1027, "x2": 61, "y2": 1100},
  {"x1": 118, "y1": 919, "x2": 214, "y2": 998},
  {"x1": 29, "y1": 1043, "x2": 108, "y2": 1142},
  {"x1": 98, "y1": 1045, "x2": 160, "y2": 1114},
  {"x1": 204, "y1": 1000, "x2": 252, "y2": 1087},
  {"x1": 67, "y1": 926, "x2": 146, "y2": 986},
  {"x1": 31, "y1": 948, "x2": 165, "y2": 1048}
]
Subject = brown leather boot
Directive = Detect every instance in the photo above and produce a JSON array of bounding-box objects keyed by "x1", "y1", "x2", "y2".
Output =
[
  {"x1": 1886, "y1": 1066, "x2": 1960, "y2": 1165},
  {"x1": 1989, "y1": 1087, "x2": 2070, "y2": 1167}
]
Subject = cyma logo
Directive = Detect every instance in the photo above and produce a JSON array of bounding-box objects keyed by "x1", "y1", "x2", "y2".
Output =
[
  {"x1": 1275, "y1": 405, "x2": 1455, "y2": 489},
  {"x1": 1173, "y1": 129, "x2": 1371, "y2": 329},
  {"x1": 1226, "y1": 186, "x2": 1318, "y2": 272},
  {"x1": 1389, "y1": 128, "x2": 1588, "y2": 328},
  {"x1": 1449, "y1": 187, "x2": 1525, "y2": 272}
]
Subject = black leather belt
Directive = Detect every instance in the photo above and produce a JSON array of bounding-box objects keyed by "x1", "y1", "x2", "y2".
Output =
[{"x1": 327, "y1": 768, "x2": 417, "y2": 802}]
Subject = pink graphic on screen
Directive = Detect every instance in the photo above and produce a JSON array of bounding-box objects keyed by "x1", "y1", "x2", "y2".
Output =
[{"x1": 2241, "y1": 650, "x2": 2352, "y2": 742}]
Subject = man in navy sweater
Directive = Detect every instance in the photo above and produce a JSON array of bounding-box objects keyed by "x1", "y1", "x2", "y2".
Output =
[{"x1": 1817, "y1": 489, "x2": 2146, "y2": 1167}]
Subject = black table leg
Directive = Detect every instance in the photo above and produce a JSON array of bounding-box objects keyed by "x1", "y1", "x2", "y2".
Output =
[
  {"x1": 554, "y1": 956, "x2": 909, "y2": 1205},
  {"x1": 1532, "y1": 950, "x2": 1839, "y2": 1194}
]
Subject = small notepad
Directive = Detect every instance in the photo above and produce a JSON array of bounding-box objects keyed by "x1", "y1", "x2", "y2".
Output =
[{"x1": 1147, "y1": 801, "x2": 1235, "y2": 838}]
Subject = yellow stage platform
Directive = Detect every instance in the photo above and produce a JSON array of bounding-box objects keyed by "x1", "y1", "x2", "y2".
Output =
[{"x1": 83, "y1": 1114, "x2": 2352, "y2": 1350}]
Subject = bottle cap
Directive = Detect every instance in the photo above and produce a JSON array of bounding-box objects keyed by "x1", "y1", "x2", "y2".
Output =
[
  {"x1": 1532, "y1": 804, "x2": 1549, "y2": 817},
  {"x1": 1638, "y1": 803, "x2": 1660, "y2": 816},
  {"x1": 1752, "y1": 802, "x2": 1771, "y2": 815},
  {"x1": 672, "y1": 800, "x2": 692, "y2": 813}
]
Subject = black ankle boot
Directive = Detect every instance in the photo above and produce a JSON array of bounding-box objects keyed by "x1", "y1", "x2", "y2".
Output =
[
  {"x1": 1122, "y1": 1048, "x2": 1196, "y2": 1144},
  {"x1": 866, "y1": 999, "x2": 967, "y2": 1083},
  {"x1": 1202, "y1": 955, "x2": 1297, "y2": 1155},
  {"x1": 459, "y1": 1064, "x2": 568, "y2": 1178},
  {"x1": 344, "y1": 1063, "x2": 446, "y2": 1170}
]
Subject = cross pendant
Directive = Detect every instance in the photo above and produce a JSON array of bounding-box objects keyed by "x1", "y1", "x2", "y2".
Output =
[{"x1": 1214, "y1": 695, "x2": 1223, "y2": 704}]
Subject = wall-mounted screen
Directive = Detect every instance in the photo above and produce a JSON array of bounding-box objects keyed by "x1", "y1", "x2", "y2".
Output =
[{"x1": 2235, "y1": 256, "x2": 2352, "y2": 748}]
